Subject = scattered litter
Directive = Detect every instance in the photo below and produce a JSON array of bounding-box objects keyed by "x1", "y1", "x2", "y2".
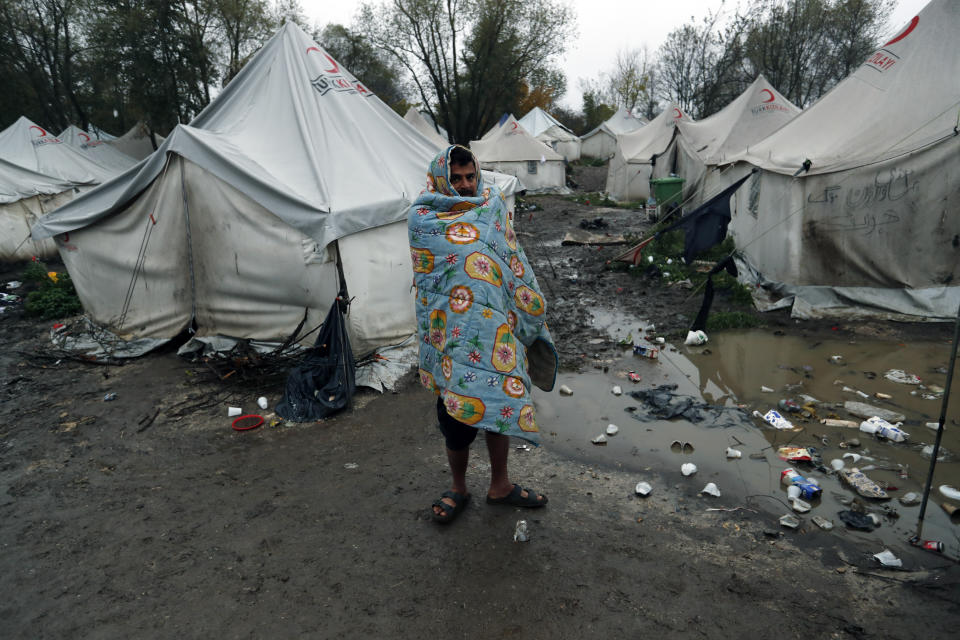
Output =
[
  {"x1": 821, "y1": 418, "x2": 859, "y2": 428},
  {"x1": 779, "y1": 514, "x2": 800, "y2": 529},
  {"x1": 839, "y1": 438, "x2": 860, "y2": 448},
  {"x1": 655, "y1": 337, "x2": 665, "y2": 344},
  {"x1": 681, "y1": 463, "x2": 697, "y2": 476},
  {"x1": 6, "y1": 281, "x2": 22, "y2": 289},
  {"x1": 781, "y1": 468, "x2": 822, "y2": 499},
  {"x1": 591, "y1": 434, "x2": 608, "y2": 445},
  {"x1": 842, "y1": 386, "x2": 870, "y2": 398},
  {"x1": 790, "y1": 497, "x2": 811, "y2": 513},
  {"x1": 754, "y1": 409, "x2": 797, "y2": 431},
  {"x1": 843, "y1": 401, "x2": 905, "y2": 423},
  {"x1": 228, "y1": 406, "x2": 242, "y2": 417},
  {"x1": 842, "y1": 452, "x2": 872, "y2": 463},
  {"x1": 874, "y1": 392, "x2": 892, "y2": 400},
  {"x1": 606, "y1": 423, "x2": 619, "y2": 436},
  {"x1": 812, "y1": 516, "x2": 834, "y2": 530},
  {"x1": 635, "y1": 481, "x2": 652, "y2": 496},
  {"x1": 513, "y1": 519, "x2": 529, "y2": 542},
  {"x1": 921, "y1": 445, "x2": 949, "y2": 461},
  {"x1": 627, "y1": 372, "x2": 641, "y2": 383},
  {"x1": 830, "y1": 459, "x2": 844, "y2": 471},
  {"x1": 632, "y1": 344, "x2": 659, "y2": 359},
  {"x1": 257, "y1": 396, "x2": 269, "y2": 410},
  {"x1": 611, "y1": 385, "x2": 622, "y2": 396},
  {"x1": 944, "y1": 503, "x2": 959, "y2": 516},
  {"x1": 859, "y1": 417, "x2": 908, "y2": 442},
  {"x1": 760, "y1": 385, "x2": 774, "y2": 393},
  {"x1": 899, "y1": 492, "x2": 921, "y2": 506},
  {"x1": 103, "y1": 392, "x2": 117, "y2": 402},
  {"x1": 838, "y1": 510, "x2": 876, "y2": 530},
  {"x1": 559, "y1": 384, "x2": 573, "y2": 396},
  {"x1": 343, "y1": 462, "x2": 358, "y2": 470},
  {"x1": 777, "y1": 446, "x2": 813, "y2": 462},
  {"x1": 925, "y1": 421, "x2": 944, "y2": 431},
  {"x1": 670, "y1": 440, "x2": 694, "y2": 454},
  {"x1": 940, "y1": 485, "x2": 960, "y2": 501},
  {"x1": 838, "y1": 468, "x2": 889, "y2": 499},
  {"x1": 0, "y1": 293, "x2": 20, "y2": 303},
  {"x1": 884, "y1": 369, "x2": 921, "y2": 385},
  {"x1": 701, "y1": 482, "x2": 721, "y2": 497},
  {"x1": 516, "y1": 444, "x2": 531, "y2": 451},
  {"x1": 829, "y1": 355, "x2": 844, "y2": 364},
  {"x1": 684, "y1": 330, "x2": 708, "y2": 346},
  {"x1": 725, "y1": 447, "x2": 742, "y2": 459},
  {"x1": 910, "y1": 537, "x2": 944, "y2": 553},
  {"x1": 873, "y1": 549, "x2": 902, "y2": 568}
]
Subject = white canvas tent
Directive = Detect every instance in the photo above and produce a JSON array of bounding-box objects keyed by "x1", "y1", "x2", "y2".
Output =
[
  {"x1": 670, "y1": 76, "x2": 800, "y2": 205},
  {"x1": 59, "y1": 125, "x2": 138, "y2": 175},
  {"x1": 470, "y1": 115, "x2": 569, "y2": 194},
  {"x1": 605, "y1": 104, "x2": 691, "y2": 201},
  {"x1": 32, "y1": 22, "x2": 517, "y2": 357},
  {"x1": 519, "y1": 107, "x2": 581, "y2": 161},
  {"x1": 726, "y1": 0, "x2": 960, "y2": 320},
  {"x1": 107, "y1": 121, "x2": 165, "y2": 160},
  {"x1": 580, "y1": 107, "x2": 645, "y2": 159},
  {"x1": 403, "y1": 108, "x2": 448, "y2": 149},
  {"x1": 0, "y1": 158, "x2": 75, "y2": 261},
  {"x1": 0, "y1": 116, "x2": 118, "y2": 184}
]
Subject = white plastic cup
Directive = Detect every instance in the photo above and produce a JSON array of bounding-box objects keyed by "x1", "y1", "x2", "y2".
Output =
[
  {"x1": 228, "y1": 406, "x2": 242, "y2": 417},
  {"x1": 787, "y1": 485, "x2": 801, "y2": 500},
  {"x1": 257, "y1": 396, "x2": 268, "y2": 410}
]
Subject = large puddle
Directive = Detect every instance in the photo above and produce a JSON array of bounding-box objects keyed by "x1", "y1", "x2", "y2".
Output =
[{"x1": 534, "y1": 310, "x2": 960, "y2": 556}]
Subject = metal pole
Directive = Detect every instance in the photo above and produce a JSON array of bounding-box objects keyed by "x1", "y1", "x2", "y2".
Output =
[{"x1": 915, "y1": 298, "x2": 960, "y2": 538}]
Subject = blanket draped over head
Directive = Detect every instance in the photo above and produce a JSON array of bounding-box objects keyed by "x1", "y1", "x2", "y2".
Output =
[{"x1": 408, "y1": 145, "x2": 558, "y2": 445}]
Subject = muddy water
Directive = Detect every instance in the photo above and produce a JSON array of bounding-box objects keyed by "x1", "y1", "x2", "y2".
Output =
[{"x1": 534, "y1": 317, "x2": 960, "y2": 556}]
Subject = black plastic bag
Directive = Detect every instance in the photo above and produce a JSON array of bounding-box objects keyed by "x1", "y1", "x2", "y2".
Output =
[{"x1": 276, "y1": 298, "x2": 355, "y2": 421}]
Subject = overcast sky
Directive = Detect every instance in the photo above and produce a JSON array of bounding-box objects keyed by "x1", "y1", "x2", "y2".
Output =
[{"x1": 302, "y1": 0, "x2": 931, "y2": 109}]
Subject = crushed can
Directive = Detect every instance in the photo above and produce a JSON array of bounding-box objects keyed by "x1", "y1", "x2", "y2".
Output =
[
  {"x1": 513, "y1": 519, "x2": 529, "y2": 542},
  {"x1": 910, "y1": 536, "x2": 944, "y2": 553}
]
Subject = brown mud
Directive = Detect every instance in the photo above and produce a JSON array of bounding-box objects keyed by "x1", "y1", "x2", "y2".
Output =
[{"x1": 1, "y1": 164, "x2": 958, "y2": 638}]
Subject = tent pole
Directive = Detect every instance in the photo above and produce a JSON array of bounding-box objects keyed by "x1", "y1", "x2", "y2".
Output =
[{"x1": 914, "y1": 298, "x2": 960, "y2": 539}]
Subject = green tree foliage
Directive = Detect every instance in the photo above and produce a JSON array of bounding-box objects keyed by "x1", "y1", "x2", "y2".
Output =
[
  {"x1": 580, "y1": 87, "x2": 615, "y2": 134},
  {"x1": 356, "y1": 0, "x2": 575, "y2": 144},
  {"x1": 320, "y1": 23, "x2": 407, "y2": 112}
]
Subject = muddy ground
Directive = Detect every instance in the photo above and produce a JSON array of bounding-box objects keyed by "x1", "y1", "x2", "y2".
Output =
[{"x1": 1, "y1": 164, "x2": 958, "y2": 638}]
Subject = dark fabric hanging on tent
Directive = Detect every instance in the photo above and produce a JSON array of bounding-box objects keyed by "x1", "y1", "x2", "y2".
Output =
[
  {"x1": 275, "y1": 297, "x2": 356, "y2": 421},
  {"x1": 656, "y1": 169, "x2": 756, "y2": 264},
  {"x1": 691, "y1": 255, "x2": 739, "y2": 332}
]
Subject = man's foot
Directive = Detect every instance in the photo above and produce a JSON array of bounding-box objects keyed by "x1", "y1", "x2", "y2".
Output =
[
  {"x1": 431, "y1": 490, "x2": 470, "y2": 524},
  {"x1": 486, "y1": 483, "x2": 548, "y2": 507}
]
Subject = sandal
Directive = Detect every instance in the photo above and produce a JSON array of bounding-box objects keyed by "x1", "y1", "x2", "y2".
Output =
[
  {"x1": 431, "y1": 490, "x2": 470, "y2": 524},
  {"x1": 486, "y1": 483, "x2": 548, "y2": 508}
]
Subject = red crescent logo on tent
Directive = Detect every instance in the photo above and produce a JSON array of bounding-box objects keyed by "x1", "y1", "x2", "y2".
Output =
[
  {"x1": 673, "y1": 108, "x2": 682, "y2": 119},
  {"x1": 306, "y1": 46, "x2": 338, "y2": 73},
  {"x1": 883, "y1": 16, "x2": 918, "y2": 47},
  {"x1": 80, "y1": 132, "x2": 90, "y2": 142},
  {"x1": 30, "y1": 125, "x2": 48, "y2": 137},
  {"x1": 760, "y1": 89, "x2": 775, "y2": 103},
  {"x1": 511, "y1": 122, "x2": 518, "y2": 130},
  {"x1": 306, "y1": 46, "x2": 320, "y2": 54}
]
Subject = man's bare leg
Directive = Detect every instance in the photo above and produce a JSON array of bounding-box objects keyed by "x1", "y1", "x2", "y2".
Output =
[
  {"x1": 433, "y1": 446, "x2": 470, "y2": 516},
  {"x1": 485, "y1": 431, "x2": 545, "y2": 502}
]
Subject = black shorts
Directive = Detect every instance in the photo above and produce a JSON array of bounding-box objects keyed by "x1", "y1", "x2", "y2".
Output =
[{"x1": 436, "y1": 397, "x2": 479, "y2": 451}]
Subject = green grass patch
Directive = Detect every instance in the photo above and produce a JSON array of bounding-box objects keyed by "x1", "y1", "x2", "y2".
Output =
[
  {"x1": 705, "y1": 311, "x2": 763, "y2": 331},
  {"x1": 22, "y1": 260, "x2": 83, "y2": 320}
]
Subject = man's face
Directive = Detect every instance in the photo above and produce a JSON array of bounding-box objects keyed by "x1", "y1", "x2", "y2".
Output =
[{"x1": 449, "y1": 162, "x2": 477, "y2": 197}]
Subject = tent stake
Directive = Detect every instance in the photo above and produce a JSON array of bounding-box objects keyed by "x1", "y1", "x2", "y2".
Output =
[{"x1": 914, "y1": 298, "x2": 960, "y2": 539}]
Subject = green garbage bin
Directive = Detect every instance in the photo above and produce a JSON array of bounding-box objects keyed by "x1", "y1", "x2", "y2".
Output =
[{"x1": 650, "y1": 176, "x2": 685, "y2": 211}]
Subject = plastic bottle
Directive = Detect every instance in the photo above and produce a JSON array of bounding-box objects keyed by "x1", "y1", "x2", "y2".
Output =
[
  {"x1": 753, "y1": 409, "x2": 795, "y2": 430},
  {"x1": 780, "y1": 467, "x2": 822, "y2": 500},
  {"x1": 633, "y1": 344, "x2": 659, "y2": 360}
]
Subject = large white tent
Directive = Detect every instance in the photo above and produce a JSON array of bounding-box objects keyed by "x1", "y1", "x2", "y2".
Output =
[
  {"x1": 59, "y1": 125, "x2": 138, "y2": 175},
  {"x1": 519, "y1": 107, "x2": 581, "y2": 161},
  {"x1": 671, "y1": 76, "x2": 800, "y2": 205},
  {"x1": 726, "y1": 0, "x2": 960, "y2": 320},
  {"x1": 0, "y1": 117, "x2": 118, "y2": 184},
  {"x1": 605, "y1": 104, "x2": 691, "y2": 201},
  {"x1": 32, "y1": 22, "x2": 516, "y2": 357},
  {"x1": 107, "y1": 122, "x2": 165, "y2": 160},
  {"x1": 470, "y1": 115, "x2": 568, "y2": 194},
  {"x1": 580, "y1": 107, "x2": 645, "y2": 159},
  {"x1": 0, "y1": 158, "x2": 75, "y2": 261},
  {"x1": 403, "y1": 108, "x2": 448, "y2": 149}
]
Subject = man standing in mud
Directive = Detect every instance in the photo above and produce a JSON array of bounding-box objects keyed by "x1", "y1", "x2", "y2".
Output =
[{"x1": 408, "y1": 144, "x2": 559, "y2": 523}]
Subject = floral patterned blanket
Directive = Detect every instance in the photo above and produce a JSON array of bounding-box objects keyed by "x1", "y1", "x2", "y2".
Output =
[{"x1": 408, "y1": 146, "x2": 558, "y2": 444}]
